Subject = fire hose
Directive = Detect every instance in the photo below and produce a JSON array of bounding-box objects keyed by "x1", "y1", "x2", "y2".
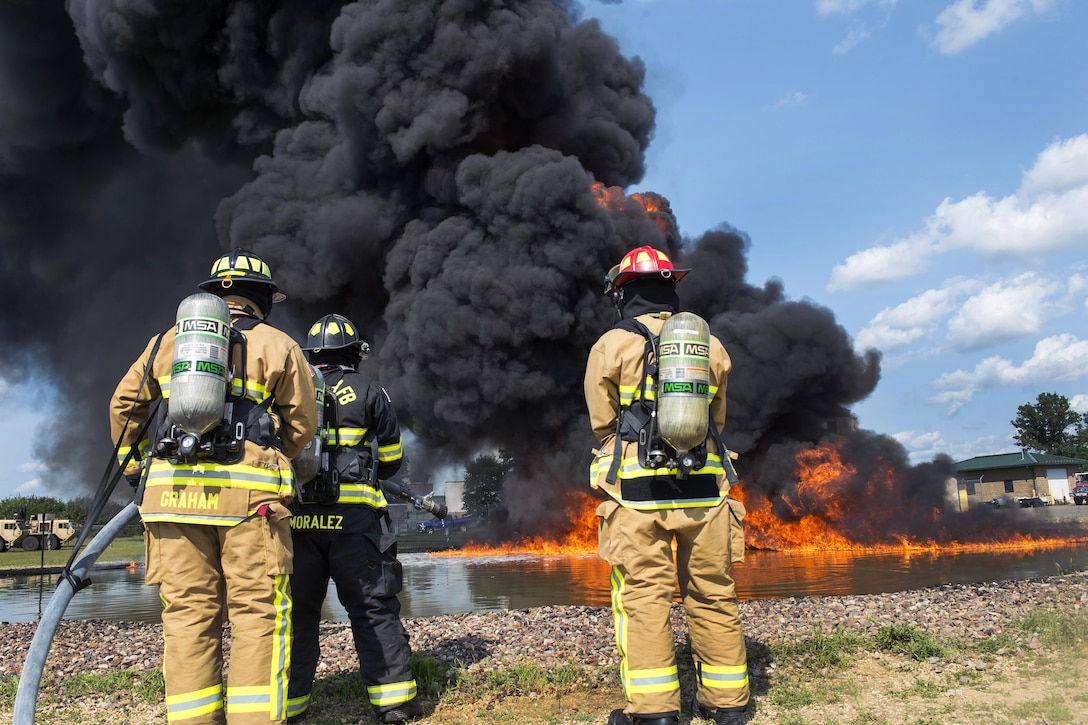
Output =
[
  {"x1": 381, "y1": 479, "x2": 448, "y2": 519},
  {"x1": 13, "y1": 501, "x2": 141, "y2": 725},
  {"x1": 14, "y1": 480, "x2": 439, "y2": 722}
]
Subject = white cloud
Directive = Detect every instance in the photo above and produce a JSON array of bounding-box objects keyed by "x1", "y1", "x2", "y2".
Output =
[
  {"x1": 933, "y1": 0, "x2": 1056, "y2": 54},
  {"x1": 855, "y1": 283, "x2": 970, "y2": 351},
  {"x1": 893, "y1": 428, "x2": 1012, "y2": 464},
  {"x1": 945, "y1": 272, "x2": 1066, "y2": 350},
  {"x1": 1070, "y1": 394, "x2": 1088, "y2": 413},
  {"x1": 931, "y1": 333, "x2": 1088, "y2": 411},
  {"x1": 829, "y1": 134, "x2": 1088, "y2": 292},
  {"x1": 833, "y1": 27, "x2": 871, "y2": 53},
  {"x1": 816, "y1": 0, "x2": 896, "y2": 15},
  {"x1": 828, "y1": 235, "x2": 937, "y2": 291},
  {"x1": 1020, "y1": 134, "x2": 1088, "y2": 196},
  {"x1": 775, "y1": 91, "x2": 808, "y2": 107}
]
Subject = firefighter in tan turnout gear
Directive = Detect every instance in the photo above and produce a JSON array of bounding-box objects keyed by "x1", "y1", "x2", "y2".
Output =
[
  {"x1": 286, "y1": 314, "x2": 420, "y2": 724},
  {"x1": 584, "y1": 246, "x2": 750, "y2": 725},
  {"x1": 110, "y1": 248, "x2": 319, "y2": 725}
]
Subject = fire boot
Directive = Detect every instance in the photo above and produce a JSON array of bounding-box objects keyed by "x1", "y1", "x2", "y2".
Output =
[
  {"x1": 379, "y1": 698, "x2": 422, "y2": 724},
  {"x1": 607, "y1": 709, "x2": 678, "y2": 725},
  {"x1": 692, "y1": 697, "x2": 750, "y2": 725}
]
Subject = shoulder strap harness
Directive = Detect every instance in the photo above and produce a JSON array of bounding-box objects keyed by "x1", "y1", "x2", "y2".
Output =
[{"x1": 604, "y1": 318, "x2": 736, "y2": 485}]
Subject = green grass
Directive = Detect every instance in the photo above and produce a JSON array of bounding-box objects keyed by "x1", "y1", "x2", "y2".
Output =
[
  {"x1": 0, "y1": 535, "x2": 145, "y2": 570},
  {"x1": 872, "y1": 624, "x2": 948, "y2": 661},
  {"x1": 0, "y1": 668, "x2": 165, "y2": 713},
  {"x1": 54, "y1": 669, "x2": 164, "y2": 701},
  {"x1": 449, "y1": 659, "x2": 593, "y2": 697},
  {"x1": 770, "y1": 626, "x2": 867, "y2": 674},
  {"x1": 0, "y1": 673, "x2": 17, "y2": 706},
  {"x1": 1013, "y1": 610, "x2": 1088, "y2": 648}
]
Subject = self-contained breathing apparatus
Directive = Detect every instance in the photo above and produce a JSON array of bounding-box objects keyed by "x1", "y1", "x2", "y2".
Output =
[
  {"x1": 295, "y1": 365, "x2": 343, "y2": 505},
  {"x1": 605, "y1": 313, "x2": 734, "y2": 484},
  {"x1": 152, "y1": 293, "x2": 281, "y2": 466}
]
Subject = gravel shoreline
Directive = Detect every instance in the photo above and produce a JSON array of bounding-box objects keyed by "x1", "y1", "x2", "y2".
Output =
[{"x1": 3, "y1": 572, "x2": 1086, "y2": 681}]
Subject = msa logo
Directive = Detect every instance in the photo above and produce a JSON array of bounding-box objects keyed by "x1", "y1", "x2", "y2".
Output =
[
  {"x1": 662, "y1": 382, "x2": 710, "y2": 396},
  {"x1": 176, "y1": 318, "x2": 229, "y2": 336},
  {"x1": 173, "y1": 361, "x2": 226, "y2": 377},
  {"x1": 660, "y1": 342, "x2": 710, "y2": 357}
]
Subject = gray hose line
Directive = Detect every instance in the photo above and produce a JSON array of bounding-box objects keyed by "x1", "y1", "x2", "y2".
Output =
[{"x1": 13, "y1": 501, "x2": 141, "y2": 724}]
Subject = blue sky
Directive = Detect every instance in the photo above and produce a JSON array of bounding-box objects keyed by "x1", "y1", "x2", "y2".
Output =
[
  {"x1": 2, "y1": 0, "x2": 1087, "y2": 500},
  {"x1": 579, "y1": 0, "x2": 1088, "y2": 465}
]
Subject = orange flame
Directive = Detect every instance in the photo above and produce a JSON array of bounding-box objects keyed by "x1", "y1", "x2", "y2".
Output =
[
  {"x1": 437, "y1": 489, "x2": 599, "y2": 557},
  {"x1": 736, "y1": 440, "x2": 1085, "y2": 553},
  {"x1": 440, "y1": 440, "x2": 1086, "y2": 557},
  {"x1": 630, "y1": 192, "x2": 665, "y2": 214},
  {"x1": 590, "y1": 182, "x2": 628, "y2": 212}
]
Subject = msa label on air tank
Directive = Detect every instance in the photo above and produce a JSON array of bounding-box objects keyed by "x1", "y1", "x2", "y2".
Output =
[
  {"x1": 175, "y1": 317, "x2": 231, "y2": 337},
  {"x1": 173, "y1": 360, "x2": 227, "y2": 377},
  {"x1": 659, "y1": 341, "x2": 710, "y2": 358},
  {"x1": 661, "y1": 381, "x2": 710, "y2": 396}
]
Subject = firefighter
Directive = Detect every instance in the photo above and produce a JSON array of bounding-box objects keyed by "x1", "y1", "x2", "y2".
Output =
[
  {"x1": 584, "y1": 246, "x2": 751, "y2": 725},
  {"x1": 109, "y1": 248, "x2": 319, "y2": 725},
  {"x1": 286, "y1": 313, "x2": 420, "y2": 724}
]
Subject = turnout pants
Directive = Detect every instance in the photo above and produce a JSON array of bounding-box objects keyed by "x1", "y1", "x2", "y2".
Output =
[
  {"x1": 597, "y1": 500, "x2": 749, "y2": 718},
  {"x1": 287, "y1": 512, "x2": 417, "y2": 721},
  {"x1": 145, "y1": 517, "x2": 294, "y2": 724}
]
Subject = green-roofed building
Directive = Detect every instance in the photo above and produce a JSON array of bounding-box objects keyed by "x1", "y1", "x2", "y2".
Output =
[{"x1": 954, "y1": 452, "x2": 1088, "y2": 509}]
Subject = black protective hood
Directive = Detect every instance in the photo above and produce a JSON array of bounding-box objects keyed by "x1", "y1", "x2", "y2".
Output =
[{"x1": 619, "y1": 278, "x2": 680, "y2": 319}]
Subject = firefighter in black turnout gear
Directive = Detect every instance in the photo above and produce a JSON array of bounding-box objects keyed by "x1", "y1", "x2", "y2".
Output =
[{"x1": 286, "y1": 314, "x2": 420, "y2": 724}]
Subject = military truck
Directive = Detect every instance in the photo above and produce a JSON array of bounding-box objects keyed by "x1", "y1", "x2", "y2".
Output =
[{"x1": 0, "y1": 508, "x2": 80, "y2": 552}]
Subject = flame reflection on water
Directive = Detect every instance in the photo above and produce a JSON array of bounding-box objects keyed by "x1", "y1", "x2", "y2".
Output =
[{"x1": 2, "y1": 545, "x2": 1085, "y2": 624}]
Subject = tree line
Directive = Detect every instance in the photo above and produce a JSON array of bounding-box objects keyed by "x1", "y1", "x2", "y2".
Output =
[{"x1": 0, "y1": 495, "x2": 130, "y2": 525}]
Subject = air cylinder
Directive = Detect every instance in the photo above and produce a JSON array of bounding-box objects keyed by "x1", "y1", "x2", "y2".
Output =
[
  {"x1": 292, "y1": 365, "x2": 326, "y2": 484},
  {"x1": 169, "y1": 293, "x2": 230, "y2": 436},
  {"x1": 656, "y1": 311, "x2": 711, "y2": 453}
]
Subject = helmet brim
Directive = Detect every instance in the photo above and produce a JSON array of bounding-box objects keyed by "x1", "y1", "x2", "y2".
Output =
[
  {"x1": 610, "y1": 267, "x2": 689, "y2": 289},
  {"x1": 199, "y1": 277, "x2": 285, "y2": 302}
]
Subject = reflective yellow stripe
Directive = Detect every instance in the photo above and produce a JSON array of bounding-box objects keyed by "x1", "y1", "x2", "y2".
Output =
[
  {"x1": 338, "y1": 483, "x2": 388, "y2": 508},
  {"x1": 165, "y1": 683, "x2": 223, "y2": 722},
  {"x1": 272, "y1": 573, "x2": 291, "y2": 720},
  {"x1": 696, "y1": 661, "x2": 749, "y2": 690},
  {"x1": 378, "y1": 440, "x2": 403, "y2": 462},
  {"x1": 225, "y1": 685, "x2": 270, "y2": 714},
  {"x1": 230, "y1": 379, "x2": 269, "y2": 401},
  {"x1": 611, "y1": 567, "x2": 631, "y2": 699},
  {"x1": 140, "y1": 512, "x2": 246, "y2": 526},
  {"x1": 590, "y1": 456, "x2": 726, "y2": 511},
  {"x1": 618, "y1": 377, "x2": 656, "y2": 405},
  {"x1": 327, "y1": 426, "x2": 366, "y2": 446},
  {"x1": 286, "y1": 693, "x2": 311, "y2": 720},
  {"x1": 625, "y1": 665, "x2": 680, "y2": 695},
  {"x1": 116, "y1": 439, "x2": 153, "y2": 463},
  {"x1": 160, "y1": 374, "x2": 271, "y2": 404},
  {"x1": 145, "y1": 462, "x2": 283, "y2": 493},
  {"x1": 368, "y1": 679, "x2": 418, "y2": 706}
]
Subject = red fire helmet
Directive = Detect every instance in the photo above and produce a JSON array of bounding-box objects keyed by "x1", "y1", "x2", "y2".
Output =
[{"x1": 604, "y1": 245, "x2": 689, "y2": 293}]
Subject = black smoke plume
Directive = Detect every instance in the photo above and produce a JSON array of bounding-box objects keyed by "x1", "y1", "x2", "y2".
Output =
[{"x1": 0, "y1": 0, "x2": 1058, "y2": 545}]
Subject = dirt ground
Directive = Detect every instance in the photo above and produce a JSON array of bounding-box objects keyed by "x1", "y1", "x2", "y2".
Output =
[{"x1": 8, "y1": 635, "x2": 1088, "y2": 725}]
